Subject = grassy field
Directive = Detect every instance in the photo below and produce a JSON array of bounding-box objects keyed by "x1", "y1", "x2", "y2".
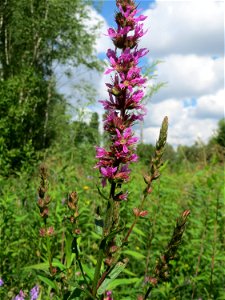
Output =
[{"x1": 0, "y1": 148, "x2": 224, "y2": 299}]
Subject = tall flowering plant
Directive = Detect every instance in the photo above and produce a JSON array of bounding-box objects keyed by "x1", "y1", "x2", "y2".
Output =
[
  {"x1": 92, "y1": 1, "x2": 190, "y2": 299},
  {"x1": 8, "y1": 1, "x2": 189, "y2": 299},
  {"x1": 93, "y1": 0, "x2": 149, "y2": 295},
  {"x1": 96, "y1": 0, "x2": 148, "y2": 191}
]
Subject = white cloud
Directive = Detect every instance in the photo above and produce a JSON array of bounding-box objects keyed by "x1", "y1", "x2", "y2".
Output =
[
  {"x1": 142, "y1": 1, "x2": 224, "y2": 57},
  {"x1": 143, "y1": 108, "x2": 219, "y2": 147},
  {"x1": 145, "y1": 98, "x2": 184, "y2": 127},
  {"x1": 136, "y1": 0, "x2": 224, "y2": 146},
  {"x1": 142, "y1": 88, "x2": 224, "y2": 146},
  {"x1": 85, "y1": 7, "x2": 113, "y2": 54},
  {"x1": 151, "y1": 55, "x2": 224, "y2": 102},
  {"x1": 193, "y1": 89, "x2": 225, "y2": 119}
]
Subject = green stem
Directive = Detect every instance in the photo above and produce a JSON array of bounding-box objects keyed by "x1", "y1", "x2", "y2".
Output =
[
  {"x1": 92, "y1": 246, "x2": 104, "y2": 297},
  {"x1": 46, "y1": 236, "x2": 53, "y2": 274},
  {"x1": 144, "y1": 285, "x2": 153, "y2": 299},
  {"x1": 78, "y1": 258, "x2": 91, "y2": 291},
  {"x1": 73, "y1": 236, "x2": 91, "y2": 291},
  {"x1": 92, "y1": 182, "x2": 116, "y2": 297}
]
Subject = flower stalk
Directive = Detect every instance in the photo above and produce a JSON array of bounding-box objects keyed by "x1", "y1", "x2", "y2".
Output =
[
  {"x1": 144, "y1": 210, "x2": 191, "y2": 299},
  {"x1": 37, "y1": 165, "x2": 55, "y2": 276},
  {"x1": 123, "y1": 116, "x2": 168, "y2": 243},
  {"x1": 93, "y1": 0, "x2": 149, "y2": 296}
]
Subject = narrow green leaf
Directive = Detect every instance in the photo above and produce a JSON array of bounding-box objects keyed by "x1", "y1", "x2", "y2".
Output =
[
  {"x1": 52, "y1": 259, "x2": 66, "y2": 271},
  {"x1": 128, "y1": 225, "x2": 146, "y2": 237},
  {"x1": 24, "y1": 262, "x2": 49, "y2": 271},
  {"x1": 122, "y1": 250, "x2": 145, "y2": 260},
  {"x1": 97, "y1": 260, "x2": 128, "y2": 295},
  {"x1": 107, "y1": 278, "x2": 140, "y2": 290},
  {"x1": 122, "y1": 268, "x2": 137, "y2": 277},
  {"x1": 24, "y1": 259, "x2": 66, "y2": 271},
  {"x1": 38, "y1": 275, "x2": 57, "y2": 290},
  {"x1": 82, "y1": 264, "x2": 95, "y2": 281}
]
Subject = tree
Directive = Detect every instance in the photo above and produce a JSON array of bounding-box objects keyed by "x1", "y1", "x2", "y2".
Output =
[
  {"x1": 137, "y1": 143, "x2": 155, "y2": 164},
  {"x1": 215, "y1": 118, "x2": 225, "y2": 148},
  {"x1": 88, "y1": 112, "x2": 100, "y2": 145},
  {"x1": 206, "y1": 118, "x2": 225, "y2": 163},
  {"x1": 0, "y1": 0, "x2": 101, "y2": 174},
  {"x1": 72, "y1": 112, "x2": 100, "y2": 146}
]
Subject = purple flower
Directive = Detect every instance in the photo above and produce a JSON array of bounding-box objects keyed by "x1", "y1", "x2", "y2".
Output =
[
  {"x1": 104, "y1": 290, "x2": 114, "y2": 300},
  {"x1": 100, "y1": 167, "x2": 118, "y2": 179},
  {"x1": 0, "y1": 278, "x2": 3, "y2": 286},
  {"x1": 114, "y1": 128, "x2": 138, "y2": 153},
  {"x1": 13, "y1": 290, "x2": 25, "y2": 300},
  {"x1": 96, "y1": 147, "x2": 108, "y2": 158},
  {"x1": 108, "y1": 26, "x2": 131, "y2": 39},
  {"x1": 118, "y1": 191, "x2": 128, "y2": 201},
  {"x1": 30, "y1": 285, "x2": 39, "y2": 300},
  {"x1": 95, "y1": 0, "x2": 148, "y2": 188}
]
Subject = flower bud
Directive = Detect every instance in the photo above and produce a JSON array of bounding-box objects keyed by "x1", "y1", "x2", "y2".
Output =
[
  {"x1": 182, "y1": 209, "x2": 191, "y2": 218},
  {"x1": 47, "y1": 226, "x2": 54, "y2": 236},
  {"x1": 139, "y1": 210, "x2": 148, "y2": 217},
  {"x1": 133, "y1": 207, "x2": 140, "y2": 216}
]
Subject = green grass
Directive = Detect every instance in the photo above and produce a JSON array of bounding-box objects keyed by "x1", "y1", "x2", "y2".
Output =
[{"x1": 0, "y1": 152, "x2": 224, "y2": 299}]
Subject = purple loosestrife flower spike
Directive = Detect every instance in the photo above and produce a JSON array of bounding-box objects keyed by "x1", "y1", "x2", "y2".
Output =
[
  {"x1": 96, "y1": 0, "x2": 148, "y2": 188},
  {"x1": 30, "y1": 285, "x2": 39, "y2": 300},
  {"x1": 0, "y1": 278, "x2": 3, "y2": 286},
  {"x1": 13, "y1": 290, "x2": 25, "y2": 300}
]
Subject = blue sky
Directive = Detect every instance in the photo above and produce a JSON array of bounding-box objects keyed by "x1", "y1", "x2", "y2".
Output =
[
  {"x1": 94, "y1": 0, "x2": 155, "y2": 24},
  {"x1": 58, "y1": 0, "x2": 224, "y2": 147}
]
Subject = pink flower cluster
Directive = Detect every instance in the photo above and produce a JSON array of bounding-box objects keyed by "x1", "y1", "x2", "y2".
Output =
[{"x1": 96, "y1": 0, "x2": 148, "y2": 190}]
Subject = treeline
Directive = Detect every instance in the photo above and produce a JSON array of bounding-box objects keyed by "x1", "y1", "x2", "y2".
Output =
[{"x1": 0, "y1": 0, "x2": 101, "y2": 174}]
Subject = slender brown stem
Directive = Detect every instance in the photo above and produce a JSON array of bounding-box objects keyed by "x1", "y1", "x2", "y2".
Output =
[
  {"x1": 123, "y1": 216, "x2": 138, "y2": 243},
  {"x1": 123, "y1": 190, "x2": 150, "y2": 243},
  {"x1": 96, "y1": 266, "x2": 111, "y2": 290}
]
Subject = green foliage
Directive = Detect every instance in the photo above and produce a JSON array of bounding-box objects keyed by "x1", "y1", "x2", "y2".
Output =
[
  {"x1": 0, "y1": 149, "x2": 224, "y2": 299},
  {"x1": 137, "y1": 143, "x2": 155, "y2": 164},
  {"x1": 72, "y1": 112, "x2": 100, "y2": 146},
  {"x1": 0, "y1": 0, "x2": 102, "y2": 174},
  {"x1": 216, "y1": 118, "x2": 225, "y2": 147}
]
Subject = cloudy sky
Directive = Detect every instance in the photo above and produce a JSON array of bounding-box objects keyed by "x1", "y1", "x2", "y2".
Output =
[{"x1": 58, "y1": 0, "x2": 224, "y2": 147}]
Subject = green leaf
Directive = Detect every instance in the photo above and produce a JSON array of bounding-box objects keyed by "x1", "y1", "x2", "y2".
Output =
[
  {"x1": 107, "y1": 278, "x2": 140, "y2": 290},
  {"x1": 122, "y1": 268, "x2": 137, "y2": 277},
  {"x1": 67, "y1": 283, "x2": 96, "y2": 300},
  {"x1": 97, "y1": 260, "x2": 128, "y2": 295},
  {"x1": 24, "y1": 262, "x2": 49, "y2": 271},
  {"x1": 82, "y1": 264, "x2": 95, "y2": 281},
  {"x1": 52, "y1": 258, "x2": 66, "y2": 271},
  {"x1": 14, "y1": 215, "x2": 28, "y2": 222},
  {"x1": 122, "y1": 250, "x2": 145, "y2": 260},
  {"x1": 129, "y1": 225, "x2": 146, "y2": 237},
  {"x1": 38, "y1": 275, "x2": 57, "y2": 290},
  {"x1": 24, "y1": 259, "x2": 66, "y2": 272}
]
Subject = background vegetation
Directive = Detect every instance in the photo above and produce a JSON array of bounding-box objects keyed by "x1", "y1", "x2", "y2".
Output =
[{"x1": 0, "y1": 0, "x2": 224, "y2": 299}]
